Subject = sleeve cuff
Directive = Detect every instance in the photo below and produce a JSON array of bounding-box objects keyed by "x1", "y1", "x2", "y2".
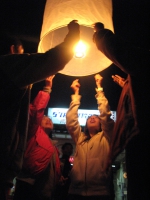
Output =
[
  {"x1": 43, "y1": 86, "x2": 52, "y2": 93},
  {"x1": 95, "y1": 87, "x2": 103, "y2": 92}
]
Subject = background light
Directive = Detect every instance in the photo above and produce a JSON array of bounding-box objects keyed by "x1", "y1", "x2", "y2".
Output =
[{"x1": 38, "y1": 0, "x2": 114, "y2": 76}]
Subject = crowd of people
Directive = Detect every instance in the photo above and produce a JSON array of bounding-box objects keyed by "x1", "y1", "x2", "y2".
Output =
[{"x1": 0, "y1": 11, "x2": 150, "y2": 200}]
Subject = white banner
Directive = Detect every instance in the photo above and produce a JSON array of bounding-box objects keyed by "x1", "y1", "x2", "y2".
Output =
[{"x1": 48, "y1": 108, "x2": 116, "y2": 126}]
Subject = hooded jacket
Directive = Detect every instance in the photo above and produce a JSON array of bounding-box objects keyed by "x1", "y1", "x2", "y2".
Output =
[{"x1": 66, "y1": 90, "x2": 114, "y2": 196}]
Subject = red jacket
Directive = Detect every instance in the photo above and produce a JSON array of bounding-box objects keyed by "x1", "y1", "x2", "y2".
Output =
[{"x1": 23, "y1": 91, "x2": 60, "y2": 177}]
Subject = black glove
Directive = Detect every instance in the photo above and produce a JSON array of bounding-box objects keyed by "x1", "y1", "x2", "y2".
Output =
[
  {"x1": 92, "y1": 22, "x2": 104, "y2": 43},
  {"x1": 93, "y1": 22, "x2": 104, "y2": 32},
  {"x1": 68, "y1": 20, "x2": 80, "y2": 33},
  {"x1": 64, "y1": 20, "x2": 80, "y2": 45}
]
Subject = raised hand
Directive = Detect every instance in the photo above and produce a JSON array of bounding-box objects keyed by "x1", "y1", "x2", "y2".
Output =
[
  {"x1": 70, "y1": 79, "x2": 80, "y2": 94},
  {"x1": 45, "y1": 75, "x2": 55, "y2": 88},
  {"x1": 112, "y1": 75, "x2": 125, "y2": 88},
  {"x1": 94, "y1": 74, "x2": 103, "y2": 88}
]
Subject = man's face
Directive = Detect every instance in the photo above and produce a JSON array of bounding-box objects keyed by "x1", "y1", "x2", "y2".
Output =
[
  {"x1": 86, "y1": 115, "x2": 101, "y2": 131},
  {"x1": 41, "y1": 116, "x2": 53, "y2": 130}
]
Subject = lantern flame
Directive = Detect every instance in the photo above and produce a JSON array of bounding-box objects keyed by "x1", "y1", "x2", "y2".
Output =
[{"x1": 74, "y1": 40, "x2": 86, "y2": 58}]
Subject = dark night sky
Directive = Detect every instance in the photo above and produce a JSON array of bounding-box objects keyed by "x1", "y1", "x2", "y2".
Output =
[{"x1": 1, "y1": 0, "x2": 150, "y2": 111}]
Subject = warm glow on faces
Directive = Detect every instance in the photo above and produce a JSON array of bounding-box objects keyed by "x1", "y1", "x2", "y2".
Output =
[
  {"x1": 41, "y1": 116, "x2": 53, "y2": 130},
  {"x1": 86, "y1": 115, "x2": 101, "y2": 131},
  {"x1": 74, "y1": 40, "x2": 87, "y2": 58}
]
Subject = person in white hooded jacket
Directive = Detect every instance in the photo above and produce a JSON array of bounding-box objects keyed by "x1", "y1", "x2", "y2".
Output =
[{"x1": 66, "y1": 74, "x2": 115, "y2": 200}]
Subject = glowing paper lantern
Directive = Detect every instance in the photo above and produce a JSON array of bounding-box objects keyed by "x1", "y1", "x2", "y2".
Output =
[{"x1": 38, "y1": 0, "x2": 114, "y2": 76}]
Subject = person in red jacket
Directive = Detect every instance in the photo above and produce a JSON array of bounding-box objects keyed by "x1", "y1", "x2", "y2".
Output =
[{"x1": 13, "y1": 75, "x2": 61, "y2": 200}]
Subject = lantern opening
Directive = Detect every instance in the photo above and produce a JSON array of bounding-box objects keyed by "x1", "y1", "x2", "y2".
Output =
[{"x1": 38, "y1": 0, "x2": 114, "y2": 76}]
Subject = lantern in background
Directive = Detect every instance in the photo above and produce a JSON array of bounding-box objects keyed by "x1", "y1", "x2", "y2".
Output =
[{"x1": 38, "y1": 0, "x2": 114, "y2": 76}]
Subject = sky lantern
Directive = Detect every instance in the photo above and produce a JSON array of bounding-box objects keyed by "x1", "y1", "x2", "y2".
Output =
[{"x1": 38, "y1": 0, "x2": 114, "y2": 77}]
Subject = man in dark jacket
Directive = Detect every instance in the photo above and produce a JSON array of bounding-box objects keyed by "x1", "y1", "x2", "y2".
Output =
[
  {"x1": 92, "y1": 22, "x2": 150, "y2": 200},
  {"x1": 0, "y1": 20, "x2": 80, "y2": 200}
]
